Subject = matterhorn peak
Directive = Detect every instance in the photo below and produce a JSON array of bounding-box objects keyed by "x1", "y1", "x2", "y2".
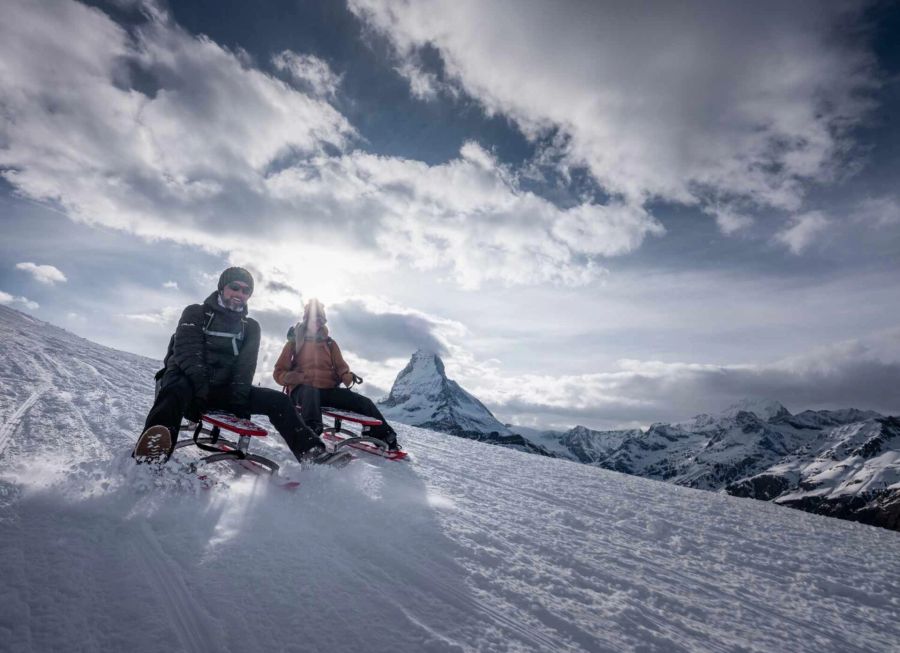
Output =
[
  {"x1": 408, "y1": 348, "x2": 445, "y2": 374},
  {"x1": 379, "y1": 350, "x2": 511, "y2": 437},
  {"x1": 382, "y1": 349, "x2": 448, "y2": 407}
]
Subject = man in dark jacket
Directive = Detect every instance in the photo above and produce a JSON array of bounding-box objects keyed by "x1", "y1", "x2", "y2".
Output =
[{"x1": 133, "y1": 267, "x2": 347, "y2": 466}]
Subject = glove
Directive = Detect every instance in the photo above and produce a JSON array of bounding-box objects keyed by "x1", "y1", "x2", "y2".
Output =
[
  {"x1": 343, "y1": 372, "x2": 362, "y2": 388},
  {"x1": 279, "y1": 371, "x2": 299, "y2": 386},
  {"x1": 186, "y1": 393, "x2": 208, "y2": 422}
]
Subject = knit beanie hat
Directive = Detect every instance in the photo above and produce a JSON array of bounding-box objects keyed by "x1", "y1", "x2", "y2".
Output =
[
  {"x1": 218, "y1": 267, "x2": 254, "y2": 294},
  {"x1": 303, "y1": 298, "x2": 326, "y2": 324}
]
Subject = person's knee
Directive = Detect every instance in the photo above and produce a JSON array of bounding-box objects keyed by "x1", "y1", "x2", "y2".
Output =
[
  {"x1": 158, "y1": 375, "x2": 193, "y2": 401},
  {"x1": 263, "y1": 391, "x2": 295, "y2": 418}
]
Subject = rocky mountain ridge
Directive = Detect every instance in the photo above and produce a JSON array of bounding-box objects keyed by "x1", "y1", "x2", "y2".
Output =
[
  {"x1": 522, "y1": 401, "x2": 900, "y2": 530},
  {"x1": 378, "y1": 350, "x2": 553, "y2": 456},
  {"x1": 378, "y1": 353, "x2": 899, "y2": 530}
]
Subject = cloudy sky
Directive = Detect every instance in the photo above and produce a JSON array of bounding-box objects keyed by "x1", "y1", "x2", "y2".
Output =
[{"x1": 2, "y1": 0, "x2": 900, "y2": 429}]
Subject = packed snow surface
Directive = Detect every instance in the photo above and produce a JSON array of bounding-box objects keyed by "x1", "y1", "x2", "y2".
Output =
[{"x1": 2, "y1": 306, "x2": 899, "y2": 652}]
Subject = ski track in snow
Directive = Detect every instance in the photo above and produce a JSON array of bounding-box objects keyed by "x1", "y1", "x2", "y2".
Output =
[
  {"x1": 132, "y1": 521, "x2": 226, "y2": 653},
  {"x1": 406, "y1": 434, "x2": 900, "y2": 653},
  {"x1": 0, "y1": 384, "x2": 47, "y2": 457},
  {"x1": 2, "y1": 305, "x2": 900, "y2": 653}
]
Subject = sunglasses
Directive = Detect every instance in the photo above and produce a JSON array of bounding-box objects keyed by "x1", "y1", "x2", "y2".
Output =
[{"x1": 226, "y1": 282, "x2": 252, "y2": 295}]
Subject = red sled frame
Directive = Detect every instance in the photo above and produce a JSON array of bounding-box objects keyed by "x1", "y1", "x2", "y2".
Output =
[
  {"x1": 173, "y1": 411, "x2": 281, "y2": 474},
  {"x1": 320, "y1": 407, "x2": 408, "y2": 461},
  {"x1": 280, "y1": 386, "x2": 407, "y2": 460}
]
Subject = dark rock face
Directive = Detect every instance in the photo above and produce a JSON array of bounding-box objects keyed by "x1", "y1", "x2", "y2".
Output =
[
  {"x1": 776, "y1": 490, "x2": 900, "y2": 531},
  {"x1": 724, "y1": 416, "x2": 900, "y2": 531},
  {"x1": 451, "y1": 430, "x2": 556, "y2": 457},
  {"x1": 727, "y1": 474, "x2": 794, "y2": 501}
]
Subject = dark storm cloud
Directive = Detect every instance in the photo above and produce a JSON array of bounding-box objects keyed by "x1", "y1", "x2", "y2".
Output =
[
  {"x1": 249, "y1": 307, "x2": 298, "y2": 342},
  {"x1": 263, "y1": 279, "x2": 301, "y2": 295},
  {"x1": 328, "y1": 300, "x2": 448, "y2": 362},
  {"x1": 491, "y1": 332, "x2": 900, "y2": 430}
]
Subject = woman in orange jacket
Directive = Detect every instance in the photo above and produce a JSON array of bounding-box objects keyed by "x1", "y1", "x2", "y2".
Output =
[{"x1": 273, "y1": 299, "x2": 400, "y2": 450}]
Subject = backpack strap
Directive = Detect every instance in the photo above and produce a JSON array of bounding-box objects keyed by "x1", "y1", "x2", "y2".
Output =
[
  {"x1": 325, "y1": 338, "x2": 341, "y2": 385},
  {"x1": 202, "y1": 310, "x2": 245, "y2": 356}
]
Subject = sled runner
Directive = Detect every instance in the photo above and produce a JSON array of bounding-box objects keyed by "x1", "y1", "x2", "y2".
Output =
[
  {"x1": 320, "y1": 407, "x2": 409, "y2": 461},
  {"x1": 172, "y1": 411, "x2": 283, "y2": 474},
  {"x1": 171, "y1": 412, "x2": 352, "y2": 483}
]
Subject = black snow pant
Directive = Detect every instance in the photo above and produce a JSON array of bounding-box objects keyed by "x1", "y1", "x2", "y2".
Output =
[
  {"x1": 144, "y1": 375, "x2": 321, "y2": 463},
  {"x1": 290, "y1": 385, "x2": 397, "y2": 444}
]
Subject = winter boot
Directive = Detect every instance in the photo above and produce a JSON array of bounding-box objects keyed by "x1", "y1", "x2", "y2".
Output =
[
  {"x1": 133, "y1": 425, "x2": 172, "y2": 465},
  {"x1": 380, "y1": 429, "x2": 401, "y2": 451},
  {"x1": 300, "y1": 443, "x2": 353, "y2": 468}
]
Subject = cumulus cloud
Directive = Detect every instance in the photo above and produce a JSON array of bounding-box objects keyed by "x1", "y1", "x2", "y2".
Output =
[
  {"x1": 265, "y1": 141, "x2": 663, "y2": 287},
  {"x1": 0, "y1": 0, "x2": 662, "y2": 291},
  {"x1": 394, "y1": 61, "x2": 455, "y2": 101},
  {"x1": 0, "y1": 0, "x2": 353, "y2": 241},
  {"x1": 0, "y1": 291, "x2": 39, "y2": 310},
  {"x1": 15, "y1": 262, "x2": 68, "y2": 285},
  {"x1": 349, "y1": 0, "x2": 876, "y2": 231},
  {"x1": 852, "y1": 196, "x2": 900, "y2": 227},
  {"x1": 704, "y1": 205, "x2": 755, "y2": 235},
  {"x1": 774, "y1": 211, "x2": 831, "y2": 254},
  {"x1": 272, "y1": 50, "x2": 343, "y2": 98},
  {"x1": 120, "y1": 305, "x2": 181, "y2": 325}
]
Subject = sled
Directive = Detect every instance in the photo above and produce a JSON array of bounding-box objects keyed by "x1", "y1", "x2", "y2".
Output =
[
  {"x1": 281, "y1": 385, "x2": 408, "y2": 460},
  {"x1": 320, "y1": 407, "x2": 408, "y2": 461},
  {"x1": 173, "y1": 412, "x2": 290, "y2": 479}
]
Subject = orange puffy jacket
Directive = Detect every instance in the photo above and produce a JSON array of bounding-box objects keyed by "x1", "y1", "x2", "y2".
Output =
[{"x1": 273, "y1": 325, "x2": 352, "y2": 392}]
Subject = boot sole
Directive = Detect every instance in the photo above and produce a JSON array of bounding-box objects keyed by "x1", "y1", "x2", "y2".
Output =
[{"x1": 133, "y1": 425, "x2": 172, "y2": 464}]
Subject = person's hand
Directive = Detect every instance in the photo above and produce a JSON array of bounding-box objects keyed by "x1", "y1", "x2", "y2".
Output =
[
  {"x1": 283, "y1": 371, "x2": 305, "y2": 386},
  {"x1": 186, "y1": 394, "x2": 207, "y2": 422}
]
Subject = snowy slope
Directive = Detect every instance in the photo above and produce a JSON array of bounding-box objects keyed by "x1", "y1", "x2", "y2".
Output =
[{"x1": 2, "y1": 305, "x2": 900, "y2": 652}]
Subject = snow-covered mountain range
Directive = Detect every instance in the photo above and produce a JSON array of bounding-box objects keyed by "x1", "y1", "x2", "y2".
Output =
[
  {"x1": 1, "y1": 305, "x2": 899, "y2": 651},
  {"x1": 518, "y1": 400, "x2": 900, "y2": 531},
  {"x1": 377, "y1": 349, "x2": 900, "y2": 530}
]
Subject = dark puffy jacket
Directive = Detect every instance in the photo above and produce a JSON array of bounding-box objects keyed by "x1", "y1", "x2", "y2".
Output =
[{"x1": 157, "y1": 292, "x2": 260, "y2": 415}]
